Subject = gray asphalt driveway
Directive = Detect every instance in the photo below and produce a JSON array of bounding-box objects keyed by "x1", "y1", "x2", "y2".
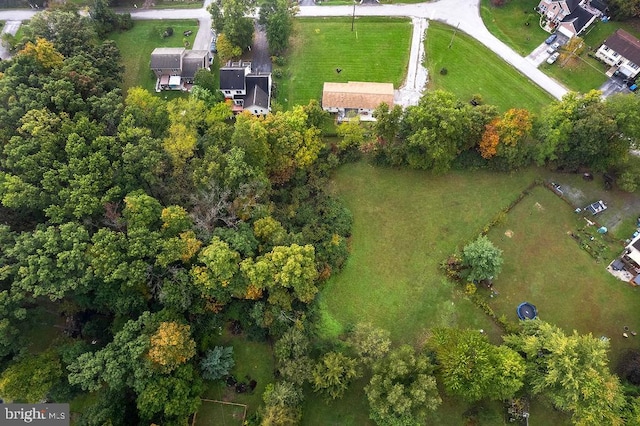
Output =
[
  {"x1": 600, "y1": 76, "x2": 631, "y2": 98},
  {"x1": 251, "y1": 22, "x2": 271, "y2": 73}
]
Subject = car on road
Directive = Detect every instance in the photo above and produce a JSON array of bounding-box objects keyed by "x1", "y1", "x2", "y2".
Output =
[
  {"x1": 546, "y1": 41, "x2": 560, "y2": 53},
  {"x1": 545, "y1": 33, "x2": 558, "y2": 44},
  {"x1": 547, "y1": 52, "x2": 560, "y2": 64}
]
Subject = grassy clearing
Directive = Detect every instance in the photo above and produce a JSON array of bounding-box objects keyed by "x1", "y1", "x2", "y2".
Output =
[
  {"x1": 486, "y1": 185, "x2": 640, "y2": 364},
  {"x1": 425, "y1": 21, "x2": 553, "y2": 113},
  {"x1": 109, "y1": 19, "x2": 199, "y2": 92},
  {"x1": 194, "y1": 400, "x2": 245, "y2": 426},
  {"x1": 277, "y1": 17, "x2": 411, "y2": 109},
  {"x1": 480, "y1": 0, "x2": 548, "y2": 56},
  {"x1": 322, "y1": 162, "x2": 541, "y2": 345},
  {"x1": 539, "y1": 50, "x2": 608, "y2": 93},
  {"x1": 201, "y1": 333, "x2": 275, "y2": 418}
]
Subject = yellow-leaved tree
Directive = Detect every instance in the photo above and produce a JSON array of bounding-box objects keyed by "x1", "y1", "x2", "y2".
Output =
[{"x1": 148, "y1": 322, "x2": 196, "y2": 372}]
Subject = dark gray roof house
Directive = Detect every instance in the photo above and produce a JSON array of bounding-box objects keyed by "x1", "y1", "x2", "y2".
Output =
[
  {"x1": 219, "y1": 61, "x2": 272, "y2": 115},
  {"x1": 559, "y1": 5, "x2": 597, "y2": 36}
]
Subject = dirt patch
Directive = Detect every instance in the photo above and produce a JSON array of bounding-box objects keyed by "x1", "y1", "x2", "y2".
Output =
[
  {"x1": 535, "y1": 202, "x2": 544, "y2": 211},
  {"x1": 505, "y1": 230, "x2": 514, "y2": 238}
]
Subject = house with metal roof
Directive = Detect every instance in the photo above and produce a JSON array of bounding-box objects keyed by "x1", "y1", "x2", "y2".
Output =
[
  {"x1": 322, "y1": 81, "x2": 394, "y2": 122},
  {"x1": 595, "y1": 29, "x2": 640, "y2": 79},
  {"x1": 219, "y1": 61, "x2": 272, "y2": 115},
  {"x1": 150, "y1": 47, "x2": 211, "y2": 92}
]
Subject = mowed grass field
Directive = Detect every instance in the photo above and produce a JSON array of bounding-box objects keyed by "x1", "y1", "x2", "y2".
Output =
[
  {"x1": 480, "y1": 0, "x2": 548, "y2": 56},
  {"x1": 321, "y1": 162, "x2": 541, "y2": 345},
  {"x1": 487, "y1": 185, "x2": 640, "y2": 365},
  {"x1": 277, "y1": 17, "x2": 411, "y2": 109},
  {"x1": 311, "y1": 163, "x2": 573, "y2": 425},
  {"x1": 109, "y1": 20, "x2": 200, "y2": 92},
  {"x1": 425, "y1": 22, "x2": 553, "y2": 112}
]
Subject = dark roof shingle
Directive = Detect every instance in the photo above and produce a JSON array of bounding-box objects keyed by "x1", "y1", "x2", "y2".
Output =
[
  {"x1": 561, "y1": 6, "x2": 595, "y2": 34},
  {"x1": 150, "y1": 48, "x2": 184, "y2": 70},
  {"x1": 604, "y1": 29, "x2": 640, "y2": 66}
]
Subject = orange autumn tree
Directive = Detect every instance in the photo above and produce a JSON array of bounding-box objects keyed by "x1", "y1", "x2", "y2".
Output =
[
  {"x1": 479, "y1": 118, "x2": 500, "y2": 159},
  {"x1": 479, "y1": 109, "x2": 532, "y2": 162},
  {"x1": 148, "y1": 322, "x2": 196, "y2": 372}
]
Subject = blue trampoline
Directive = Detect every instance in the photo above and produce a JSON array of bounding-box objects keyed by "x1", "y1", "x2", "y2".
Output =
[{"x1": 517, "y1": 302, "x2": 537, "y2": 320}]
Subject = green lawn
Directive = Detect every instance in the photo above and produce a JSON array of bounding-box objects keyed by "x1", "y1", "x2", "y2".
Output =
[
  {"x1": 194, "y1": 400, "x2": 245, "y2": 426},
  {"x1": 201, "y1": 334, "x2": 275, "y2": 419},
  {"x1": 480, "y1": 0, "x2": 547, "y2": 56},
  {"x1": 425, "y1": 21, "x2": 554, "y2": 112},
  {"x1": 315, "y1": 172, "x2": 574, "y2": 423},
  {"x1": 277, "y1": 17, "x2": 411, "y2": 110},
  {"x1": 539, "y1": 49, "x2": 608, "y2": 93},
  {"x1": 109, "y1": 20, "x2": 199, "y2": 93},
  {"x1": 486, "y1": 185, "x2": 640, "y2": 365},
  {"x1": 321, "y1": 163, "x2": 542, "y2": 345}
]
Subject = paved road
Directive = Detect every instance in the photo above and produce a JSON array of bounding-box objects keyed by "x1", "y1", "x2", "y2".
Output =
[
  {"x1": 0, "y1": 0, "x2": 570, "y2": 100},
  {"x1": 294, "y1": 0, "x2": 569, "y2": 99}
]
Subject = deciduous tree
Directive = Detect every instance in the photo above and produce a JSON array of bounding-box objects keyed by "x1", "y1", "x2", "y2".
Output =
[
  {"x1": 0, "y1": 350, "x2": 63, "y2": 403},
  {"x1": 401, "y1": 90, "x2": 473, "y2": 173},
  {"x1": 312, "y1": 352, "x2": 358, "y2": 400},
  {"x1": 147, "y1": 322, "x2": 196, "y2": 372},
  {"x1": 209, "y1": 0, "x2": 255, "y2": 53},
  {"x1": 259, "y1": 0, "x2": 297, "y2": 54},
  {"x1": 504, "y1": 320, "x2": 625, "y2": 425},
  {"x1": 462, "y1": 235, "x2": 503, "y2": 282},
  {"x1": 346, "y1": 322, "x2": 391, "y2": 367},
  {"x1": 365, "y1": 345, "x2": 441, "y2": 425},
  {"x1": 430, "y1": 328, "x2": 525, "y2": 402}
]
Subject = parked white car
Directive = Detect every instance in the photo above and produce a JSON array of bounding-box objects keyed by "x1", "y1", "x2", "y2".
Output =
[
  {"x1": 546, "y1": 42, "x2": 560, "y2": 54},
  {"x1": 547, "y1": 52, "x2": 560, "y2": 64}
]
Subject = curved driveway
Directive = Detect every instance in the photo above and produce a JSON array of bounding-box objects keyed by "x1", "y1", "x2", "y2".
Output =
[{"x1": 0, "y1": 0, "x2": 569, "y2": 99}]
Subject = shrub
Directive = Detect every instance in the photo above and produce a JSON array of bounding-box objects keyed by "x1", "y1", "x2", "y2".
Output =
[
  {"x1": 272, "y1": 56, "x2": 286, "y2": 66},
  {"x1": 162, "y1": 27, "x2": 173, "y2": 38},
  {"x1": 440, "y1": 67, "x2": 448, "y2": 75}
]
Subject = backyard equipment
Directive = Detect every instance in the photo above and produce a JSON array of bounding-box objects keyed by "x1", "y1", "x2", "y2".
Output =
[
  {"x1": 585, "y1": 200, "x2": 607, "y2": 215},
  {"x1": 517, "y1": 302, "x2": 538, "y2": 320}
]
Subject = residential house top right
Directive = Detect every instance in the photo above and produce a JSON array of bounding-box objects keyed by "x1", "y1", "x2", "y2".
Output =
[
  {"x1": 595, "y1": 29, "x2": 640, "y2": 79},
  {"x1": 537, "y1": 0, "x2": 609, "y2": 38}
]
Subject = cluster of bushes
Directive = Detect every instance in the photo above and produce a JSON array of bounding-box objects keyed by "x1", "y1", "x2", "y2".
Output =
[{"x1": 364, "y1": 90, "x2": 640, "y2": 185}]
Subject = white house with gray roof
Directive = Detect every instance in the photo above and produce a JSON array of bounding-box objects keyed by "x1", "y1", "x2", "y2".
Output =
[{"x1": 219, "y1": 61, "x2": 272, "y2": 115}]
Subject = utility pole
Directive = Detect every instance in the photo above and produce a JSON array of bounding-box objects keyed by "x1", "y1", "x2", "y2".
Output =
[
  {"x1": 352, "y1": 0, "x2": 356, "y2": 31},
  {"x1": 448, "y1": 22, "x2": 460, "y2": 48}
]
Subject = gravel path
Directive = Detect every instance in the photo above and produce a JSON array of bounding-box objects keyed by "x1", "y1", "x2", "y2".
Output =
[{"x1": 394, "y1": 17, "x2": 427, "y2": 107}]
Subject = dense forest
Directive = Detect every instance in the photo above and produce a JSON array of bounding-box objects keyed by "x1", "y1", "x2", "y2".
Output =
[{"x1": 3, "y1": 6, "x2": 640, "y2": 426}]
